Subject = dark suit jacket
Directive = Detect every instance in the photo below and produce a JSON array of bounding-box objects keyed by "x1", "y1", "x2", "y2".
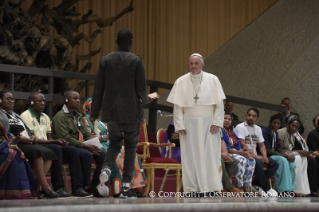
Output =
[
  {"x1": 91, "y1": 48, "x2": 151, "y2": 123},
  {"x1": 307, "y1": 128, "x2": 319, "y2": 151}
]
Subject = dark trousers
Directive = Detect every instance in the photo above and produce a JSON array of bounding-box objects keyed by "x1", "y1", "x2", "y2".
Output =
[
  {"x1": 252, "y1": 157, "x2": 279, "y2": 192},
  {"x1": 102, "y1": 122, "x2": 140, "y2": 183},
  {"x1": 221, "y1": 157, "x2": 239, "y2": 190},
  {"x1": 41, "y1": 144, "x2": 105, "y2": 193},
  {"x1": 307, "y1": 156, "x2": 318, "y2": 193},
  {"x1": 75, "y1": 147, "x2": 105, "y2": 188}
]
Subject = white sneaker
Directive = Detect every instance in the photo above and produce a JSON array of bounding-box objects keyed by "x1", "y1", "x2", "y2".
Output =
[
  {"x1": 266, "y1": 188, "x2": 278, "y2": 197},
  {"x1": 96, "y1": 171, "x2": 109, "y2": 197}
]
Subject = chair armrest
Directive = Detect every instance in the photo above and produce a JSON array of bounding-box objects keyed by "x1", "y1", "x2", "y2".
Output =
[
  {"x1": 137, "y1": 142, "x2": 150, "y2": 163},
  {"x1": 149, "y1": 143, "x2": 175, "y2": 159},
  {"x1": 149, "y1": 143, "x2": 176, "y2": 148},
  {"x1": 137, "y1": 142, "x2": 150, "y2": 147}
]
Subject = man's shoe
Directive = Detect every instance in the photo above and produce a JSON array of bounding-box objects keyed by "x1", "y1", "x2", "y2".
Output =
[
  {"x1": 42, "y1": 190, "x2": 60, "y2": 199},
  {"x1": 119, "y1": 187, "x2": 137, "y2": 199},
  {"x1": 55, "y1": 188, "x2": 72, "y2": 199},
  {"x1": 310, "y1": 192, "x2": 318, "y2": 197},
  {"x1": 96, "y1": 171, "x2": 110, "y2": 197},
  {"x1": 73, "y1": 189, "x2": 93, "y2": 198}
]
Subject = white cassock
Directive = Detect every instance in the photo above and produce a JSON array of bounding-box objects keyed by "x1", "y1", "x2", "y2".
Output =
[{"x1": 167, "y1": 70, "x2": 226, "y2": 192}]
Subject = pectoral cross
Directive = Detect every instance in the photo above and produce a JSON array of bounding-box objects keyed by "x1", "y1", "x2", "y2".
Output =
[{"x1": 194, "y1": 94, "x2": 199, "y2": 103}]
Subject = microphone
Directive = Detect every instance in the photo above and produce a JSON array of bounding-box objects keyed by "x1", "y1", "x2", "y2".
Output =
[{"x1": 157, "y1": 110, "x2": 173, "y2": 117}]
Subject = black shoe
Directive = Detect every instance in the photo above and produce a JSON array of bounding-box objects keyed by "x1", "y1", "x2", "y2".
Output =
[
  {"x1": 55, "y1": 188, "x2": 72, "y2": 199},
  {"x1": 119, "y1": 187, "x2": 137, "y2": 199},
  {"x1": 310, "y1": 192, "x2": 318, "y2": 197},
  {"x1": 42, "y1": 190, "x2": 60, "y2": 199},
  {"x1": 73, "y1": 188, "x2": 93, "y2": 198}
]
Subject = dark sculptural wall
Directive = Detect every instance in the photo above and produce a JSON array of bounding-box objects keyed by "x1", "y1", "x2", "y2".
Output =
[{"x1": 20, "y1": 0, "x2": 276, "y2": 93}]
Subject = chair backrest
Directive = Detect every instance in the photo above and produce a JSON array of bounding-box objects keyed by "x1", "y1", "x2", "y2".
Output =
[
  {"x1": 136, "y1": 119, "x2": 150, "y2": 159},
  {"x1": 156, "y1": 128, "x2": 166, "y2": 154}
]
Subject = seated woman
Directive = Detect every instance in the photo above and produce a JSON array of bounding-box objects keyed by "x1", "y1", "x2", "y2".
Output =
[
  {"x1": 278, "y1": 115, "x2": 318, "y2": 196},
  {"x1": 262, "y1": 114, "x2": 296, "y2": 194},
  {"x1": 0, "y1": 91, "x2": 59, "y2": 198},
  {"x1": 221, "y1": 112, "x2": 255, "y2": 192},
  {"x1": 82, "y1": 98, "x2": 147, "y2": 197},
  {"x1": 161, "y1": 121, "x2": 181, "y2": 164},
  {"x1": 0, "y1": 120, "x2": 38, "y2": 199}
]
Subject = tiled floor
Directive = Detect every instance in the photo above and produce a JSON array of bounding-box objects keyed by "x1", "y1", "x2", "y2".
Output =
[{"x1": 1, "y1": 197, "x2": 319, "y2": 212}]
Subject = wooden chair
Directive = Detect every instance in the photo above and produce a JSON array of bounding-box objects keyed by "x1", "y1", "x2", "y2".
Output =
[
  {"x1": 138, "y1": 120, "x2": 182, "y2": 193},
  {"x1": 136, "y1": 120, "x2": 152, "y2": 195},
  {"x1": 156, "y1": 128, "x2": 167, "y2": 155}
]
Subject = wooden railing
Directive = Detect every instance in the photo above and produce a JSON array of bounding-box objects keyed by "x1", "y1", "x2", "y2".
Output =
[{"x1": 0, "y1": 64, "x2": 286, "y2": 132}]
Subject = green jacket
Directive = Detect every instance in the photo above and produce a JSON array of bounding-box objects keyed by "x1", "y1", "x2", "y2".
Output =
[{"x1": 52, "y1": 105, "x2": 92, "y2": 148}]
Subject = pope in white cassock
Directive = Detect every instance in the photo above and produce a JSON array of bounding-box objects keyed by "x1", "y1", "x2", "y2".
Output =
[{"x1": 167, "y1": 53, "x2": 226, "y2": 192}]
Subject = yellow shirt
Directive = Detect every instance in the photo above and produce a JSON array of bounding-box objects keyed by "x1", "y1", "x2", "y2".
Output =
[{"x1": 20, "y1": 109, "x2": 51, "y2": 140}]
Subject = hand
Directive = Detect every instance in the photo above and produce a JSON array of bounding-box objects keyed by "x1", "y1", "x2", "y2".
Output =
[
  {"x1": 8, "y1": 143, "x2": 17, "y2": 149},
  {"x1": 56, "y1": 139, "x2": 69, "y2": 147},
  {"x1": 20, "y1": 136, "x2": 33, "y2": 144},
  {"x1": 171, "y1": 132, "x2": 179, "y2": 140},
  {"x1": 309, "y1": 153, "x2": 316, "y2": 159},
  {"x1": 299, "y1": 150, "x2": 309, "y2": 157},
  {"x1": 262, "y1": 156, "x2": 269, "y2": 164},
  {"x1": 221, "y1": 153, "x2": 233, "y2": 163},
  {"x1": 287, "y1": 155, "x2": 295, "y2": 162},
  {"x1": 148, "y1": 92, "x2": 159, "y2": 99},
  {"x1": 177, "y1": 130, "x2": 186, "y2": 136},
  {"x1": 83, "y1": 144, "x2": 101, "y2": 155},
  {"x1": 243, "y1": 150, "x2": 254, "y2": 160},
  {"x1": 30, "y1": 136, "x2": 38, "y2": 144},
  {"x1": 210, "y1": 125, "x2": 220, "y2": 134},
  {"x1": 90, "y1": 117, "x2": 95, "y2": 124}
]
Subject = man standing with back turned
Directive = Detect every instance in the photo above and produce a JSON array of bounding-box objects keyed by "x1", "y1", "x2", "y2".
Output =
[
  {"x1": 90, "y1": 29, "x2": 158, "y2": 199},
  {"x1": 167, "y1": 53, "x2": 226, "y2": 195}
]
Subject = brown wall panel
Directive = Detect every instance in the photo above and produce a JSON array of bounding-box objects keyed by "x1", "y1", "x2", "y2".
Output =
[{"x1": 21, "y1": 0, "x2": 277, "y2": 95}]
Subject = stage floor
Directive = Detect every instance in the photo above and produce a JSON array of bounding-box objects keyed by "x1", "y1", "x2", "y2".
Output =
[{"x1": 1, "y1": 197, "x2": 319, "y2": 212}]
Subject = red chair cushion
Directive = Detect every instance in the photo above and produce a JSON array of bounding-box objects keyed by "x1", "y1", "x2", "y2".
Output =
[
  {"x1": 92, "y1": 159, "x2": 97, "y2": 165},
  {"x1": 146, "y1": 157, "x2": 180, "y2": 164}
]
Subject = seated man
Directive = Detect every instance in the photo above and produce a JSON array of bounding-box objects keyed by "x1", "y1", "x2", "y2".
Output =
[
  {"x1": 224, "y1": 101, "x2": 239, "y2": 121},
  {"x1": 51, "y1": 91, "x2": 106, "y2": 196},
  {"x1": 21, "y1": 92, "x2": 92, "y2": 198},
  {"x1": 233, "y1": 108, "x2": 279, "y2": 197},
  {"x1": 278, "y1": 98, "x2": 304, "y2": 134}
]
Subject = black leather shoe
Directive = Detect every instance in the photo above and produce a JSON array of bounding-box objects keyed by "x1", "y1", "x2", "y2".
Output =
[
  {"x1": 310, "y1": 192, "x2": 318, "y2": 197},
  {"x1": 73, "y1": 188, "x2": 93, "y2": 198},
  {"x1": 43, "y1": 190, "x2": 60, "y2": 198},
  {"x1": 55, "y1": 188, "x2": 72, "y2": 199}
]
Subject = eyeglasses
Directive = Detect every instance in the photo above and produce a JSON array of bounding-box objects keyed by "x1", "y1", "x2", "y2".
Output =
[{"x1": 5, "y1": 97, "x2": 15, "y2": 102}]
